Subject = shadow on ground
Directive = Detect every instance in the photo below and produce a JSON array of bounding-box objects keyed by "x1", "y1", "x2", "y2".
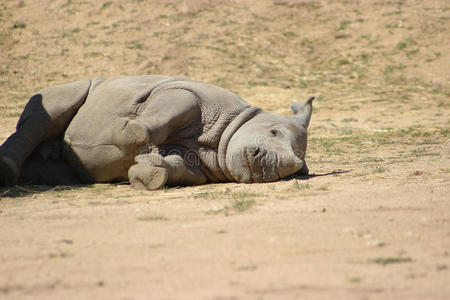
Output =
[
  {"x1": 0, "y1": 184, "x2": 93, "y2": 198},
  {"x1": 285, "y1": 169, "x2": 351, "y2": 181}
]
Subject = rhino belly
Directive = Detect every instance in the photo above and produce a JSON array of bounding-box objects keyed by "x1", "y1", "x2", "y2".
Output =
[
  {"x1": 63, "y1": 142, "x2": 132, "y2": 183},
  {"x1": 62, "y1": 119, "x2": 134, "y2": 183}
]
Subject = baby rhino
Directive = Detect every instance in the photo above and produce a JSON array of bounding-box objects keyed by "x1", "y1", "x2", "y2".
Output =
[{"x1": 0, "y1": 76, "x2": 313, "y2": 190}]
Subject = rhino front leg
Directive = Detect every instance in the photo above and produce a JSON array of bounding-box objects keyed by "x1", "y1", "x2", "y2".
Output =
[
  {"x1": 128, "y1": 153, "x2": 207, "y2": 190},
  {"x1": 0, "y1": 78, "x2": 93, "y2": 186},
  {"x1": 128, "y1": 153, "x2": 168, "y2": 190},
  {"x1": 111, "y1": 89, "x2": 200, "y2": 151},
  {"x1": 163, "y1": 154, "x2": 208, "y2": 186}
]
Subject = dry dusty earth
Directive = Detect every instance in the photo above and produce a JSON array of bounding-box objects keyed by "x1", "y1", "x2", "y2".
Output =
[{"x1": 0, "y1": 0, "x2": 449, "y2": 299}]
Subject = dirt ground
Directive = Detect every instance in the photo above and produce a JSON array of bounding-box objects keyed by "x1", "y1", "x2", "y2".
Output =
[{"x1": 0, "y1": 0, "x2": 449, "y2": 299}]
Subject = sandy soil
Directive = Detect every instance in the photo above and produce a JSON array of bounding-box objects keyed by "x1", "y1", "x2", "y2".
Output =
[{"x1": 0, "y1": 0, "x2": 449, "y2": 299}]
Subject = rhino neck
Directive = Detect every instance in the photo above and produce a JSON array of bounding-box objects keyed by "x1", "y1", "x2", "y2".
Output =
[{"x1": 218, "y1": 106, "x2": 262, "y2": 181}]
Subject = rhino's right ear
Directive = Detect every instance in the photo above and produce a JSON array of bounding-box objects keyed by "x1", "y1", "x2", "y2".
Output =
[{"x1": 290, "y1": 96, "x2": 314, "y2": 129}]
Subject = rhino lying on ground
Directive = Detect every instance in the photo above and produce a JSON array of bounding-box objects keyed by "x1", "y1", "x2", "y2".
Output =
[{"x1": 0, "y1": 76, "x2": 313, "y2": 190}]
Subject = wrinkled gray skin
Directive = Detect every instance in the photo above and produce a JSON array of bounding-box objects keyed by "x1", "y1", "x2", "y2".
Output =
[{"x1": 0, "y1": 76, "x2": 313, "y2": 190}]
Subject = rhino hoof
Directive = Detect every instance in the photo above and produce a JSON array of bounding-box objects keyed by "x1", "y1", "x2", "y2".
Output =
[
  {"x1": 0, "y1": 153, "x2": 19, "y2": 186},
  {"x1": 128, "y1": 164, "x2": 168, "y2": 191}
]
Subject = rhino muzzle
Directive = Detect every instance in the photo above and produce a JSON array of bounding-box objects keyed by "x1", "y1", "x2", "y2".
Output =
[{"x1": 230, "y1": 147, "x2": 304, "y2": 183}]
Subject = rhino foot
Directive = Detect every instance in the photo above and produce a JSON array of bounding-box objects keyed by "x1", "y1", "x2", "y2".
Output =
[
  {"x1": 0, "y1": 152, "x2": 20, "y2": 186},
  {"x1": 128, "y1": 153, "x2": 168, "y2": 190}
]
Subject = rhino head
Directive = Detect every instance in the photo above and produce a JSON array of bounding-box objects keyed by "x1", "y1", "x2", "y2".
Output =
[{"x1": 225, "y1": 97, "x2": 314, "y2": 183}]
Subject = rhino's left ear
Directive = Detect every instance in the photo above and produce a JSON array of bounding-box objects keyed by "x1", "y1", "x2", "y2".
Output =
[{"x1": 290, "y1": 96, "x2": 314, "y2": 129}]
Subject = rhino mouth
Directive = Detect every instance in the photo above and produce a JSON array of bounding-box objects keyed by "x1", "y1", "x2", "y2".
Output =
[
  {"x1": 240, "y1": 147, "x2": 306, "y2": 183},
  {"x1": 244, "y1": 148, "x2": 280, "y2": 183}
]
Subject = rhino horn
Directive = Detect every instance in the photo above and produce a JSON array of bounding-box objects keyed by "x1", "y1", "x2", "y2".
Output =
[{"x1": 290, "y1": 96, "x2": 314, "y2": 129}]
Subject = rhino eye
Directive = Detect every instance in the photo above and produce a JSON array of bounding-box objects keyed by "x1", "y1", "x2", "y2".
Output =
[{"x1": 270, "y1": 129, "x2": 279, "y2": 136}]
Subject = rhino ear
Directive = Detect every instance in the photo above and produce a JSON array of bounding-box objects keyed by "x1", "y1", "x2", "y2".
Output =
[{"x1": 290, "y1": 96, "x2": 314, "y2": 129}]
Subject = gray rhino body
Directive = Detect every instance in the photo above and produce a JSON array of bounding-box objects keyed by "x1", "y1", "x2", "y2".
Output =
[{"x1": 0, "y1": 76, "x2": 313, "y2": 190}]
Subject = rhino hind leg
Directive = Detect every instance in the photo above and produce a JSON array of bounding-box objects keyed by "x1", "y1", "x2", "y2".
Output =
[
  {"x1": 0, "y1": 79, "x2": 92, "y2": 186},
  {"x1": 0, "y1": 153, "x2": 20, "y2": 186}
]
